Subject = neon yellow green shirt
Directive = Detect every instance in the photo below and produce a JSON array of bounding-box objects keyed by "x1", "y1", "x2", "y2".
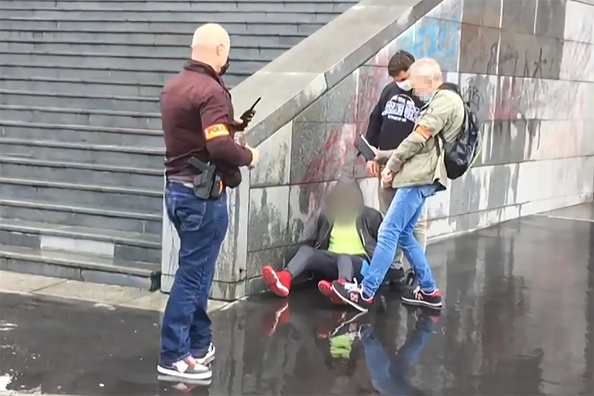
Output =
[{"x1": 327, "y1": 220, "x2": 366, "y2": 256}]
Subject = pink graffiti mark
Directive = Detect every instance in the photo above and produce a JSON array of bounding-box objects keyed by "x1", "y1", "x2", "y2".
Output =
[
  {"x1": 495, "y1": 77, "x2": 521, "y2": 121},
  {"x1": 296, "y1": 66, "x2": 387, "y2": 221}
]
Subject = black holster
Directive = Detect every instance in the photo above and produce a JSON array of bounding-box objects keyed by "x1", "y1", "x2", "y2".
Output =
[{"x1": 188, "y1": 157, "x2": 223, "y2": 200}]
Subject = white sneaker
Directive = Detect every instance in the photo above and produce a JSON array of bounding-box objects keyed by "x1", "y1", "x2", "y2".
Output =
[
  {"x1": 194, "y1": 343, "x2": 215, "y2": 365},
  {"x1": 157, "y1": 356, "x2": 212, "y2": 380}
]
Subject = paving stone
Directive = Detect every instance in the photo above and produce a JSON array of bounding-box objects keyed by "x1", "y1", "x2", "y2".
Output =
[
  {"x1": 0, "y1": 270, "x2": 64, "y2": 294},
  {"x1": 119, "y1": 291, "x2": 169, "y2": 311},
  {"x1": 34, "y1": 279, "x2": 149, "y2": 304}
]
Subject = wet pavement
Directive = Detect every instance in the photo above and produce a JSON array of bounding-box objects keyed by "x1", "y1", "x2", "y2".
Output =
[{"x1": 1, "y1": 204, "x2": 593, "y2": 396}]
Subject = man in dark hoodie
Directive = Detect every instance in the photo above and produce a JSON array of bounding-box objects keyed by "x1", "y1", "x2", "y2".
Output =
[
  {"x1": 261, "y1": 177, "x2": 383, "y2": 304},
  {"x1": 331, "y1": 58, "x2": 464, "y2": 312},
  {"x1": 365, "y1": 50, "x2": 426, "y2": 283}
]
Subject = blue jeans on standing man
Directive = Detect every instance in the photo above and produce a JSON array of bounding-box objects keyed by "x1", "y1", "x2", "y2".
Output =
[
  {"x1": 159, "y1": 182, "x2": 228, "y2": 365},
  {"x1": 361, "y1": 183, "x2": 439, "y2": 297}
]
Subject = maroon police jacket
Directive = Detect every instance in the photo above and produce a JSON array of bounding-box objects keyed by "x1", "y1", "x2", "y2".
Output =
[{"x1": 160, "y1": 59, "x2": 253, "y2": 187}]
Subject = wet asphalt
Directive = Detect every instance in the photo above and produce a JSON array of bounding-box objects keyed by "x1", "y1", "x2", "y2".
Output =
[{"x1": 0, "y1": 206, "x2": 593, "y2": 396}]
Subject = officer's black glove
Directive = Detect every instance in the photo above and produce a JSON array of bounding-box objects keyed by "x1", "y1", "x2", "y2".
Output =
[{"x1": 236, "y1": 109, "x2": 255, "y2": 131}]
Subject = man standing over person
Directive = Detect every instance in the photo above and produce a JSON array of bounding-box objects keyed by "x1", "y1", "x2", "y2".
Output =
[
  {"x1": 364, "y1": 50, "x2": 426, "y2": 284},
  {"x1": 158, "y1": 23, "x2": 259, "y2": 380},
  {"x1": 331, "y1": 58, "x2": 465, "y2": 312}
]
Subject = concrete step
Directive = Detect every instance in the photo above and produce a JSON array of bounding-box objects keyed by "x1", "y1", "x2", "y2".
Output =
[
  {"x1": 0, "y1": 197, "x2": 162, "y2": 234},
  {"x1": 0, "y1": 29, "x2": 307, "y2": 47},
  {"x1": 0, "y1": 10, "x2": 339, "y2": 24},
  {"x1": 0, "y1": 64, "x2": 176, "y2": 85},
  {"x1": 0, "y1": 120, "x2": 163, "y2": 148},
  {"x1": 0, "y1": 19, "x2": 325, "y2": 35},
  {"x1": 0, "y1": 138, "x2": 163, "y2": 169},
  {"x1": 0, "y1": 177, "x2": 163, "y2": 215},
  {"x1": 0, "y1": 104, "x2": 162, "y2": 130},
  {"x1": 0, "y1": 243, "x2": 160, "y2": 290},
  {"x1": 0, "y1": 65, "x2": 245, "y2": 88},
  {"x1": 0, "y1": 156, "x2": 163, "y2": 191},
  {"x1": 0, "y1": 51, "x2": 267, "y2": 74},
  {"x1": 0, "y1": 218, "x2": 161, "y2": 265},
  {"x1": 0, "y1": 1, "x2": 356, "y2": 13},
  {"x1": 0, "y1": 89, "x2": 160, "y2": 113},
  {"x1": 0, "y1": 40, "x2": 289, "y2": 59},
  {"x1": 0, "y1": 75, "x2": 162, "y2": 97}
]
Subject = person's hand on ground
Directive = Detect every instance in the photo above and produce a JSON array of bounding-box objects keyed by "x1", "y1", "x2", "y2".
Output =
[
  {"x1": 365, "y1": 160, "x2": 379, "y2": 177},
  {"x1": 381, "y1": 167, "x2": 394, "y2": 184}
]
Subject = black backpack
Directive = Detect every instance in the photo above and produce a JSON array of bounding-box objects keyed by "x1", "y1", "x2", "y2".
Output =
[{"x1": 434, "y1": 84, "x2": 482, "y2": 180}]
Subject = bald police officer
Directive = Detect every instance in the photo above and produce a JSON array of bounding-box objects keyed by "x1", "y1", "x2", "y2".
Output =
[{"x1": 158, "y1": 23, "x2": 258, "y2": 381}]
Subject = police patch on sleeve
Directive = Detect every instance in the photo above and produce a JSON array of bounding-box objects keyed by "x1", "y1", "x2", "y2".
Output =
[{"x1": 204, "y1": 124, "x2": 230, "y2": 140}]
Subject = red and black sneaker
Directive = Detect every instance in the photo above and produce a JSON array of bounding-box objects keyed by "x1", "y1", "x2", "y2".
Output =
[
  {"x1": 318, "y1": 279, "x2": 346, "y2": 305},
  {"x1": 331, "y1": 279, "x2": 374, "y2": 313},
  {"x1": 262, "y1": 266, "x2": 291, "y2": 297},
  {"x1": 401, "y1": 286, "x2": 442, "y2": 309}
]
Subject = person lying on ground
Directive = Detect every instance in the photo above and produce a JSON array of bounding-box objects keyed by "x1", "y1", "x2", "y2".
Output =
[{"x1": 261, "y1": 177, "x2": 387, "y2": 304}]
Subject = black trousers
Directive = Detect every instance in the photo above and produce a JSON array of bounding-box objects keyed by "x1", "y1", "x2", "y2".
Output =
[{"x1": 286, "y1": 246, "x2": 365, "y2": 281}]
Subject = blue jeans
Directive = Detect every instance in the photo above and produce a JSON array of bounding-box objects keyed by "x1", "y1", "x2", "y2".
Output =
[
  {"x1": 361, "y1": 323, "x2": 434, "y2": 395},
  {"x1": 159, "y1": 182, "x2": 228, "y2": 365},
  {"x1": 362, "y1": 183, "x2": 439, "y2": 296}
]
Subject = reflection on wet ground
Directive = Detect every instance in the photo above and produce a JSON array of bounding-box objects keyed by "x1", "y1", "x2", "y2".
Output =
[{"x1": 0, "y1": 211, "x2": 593, "y2": 395}]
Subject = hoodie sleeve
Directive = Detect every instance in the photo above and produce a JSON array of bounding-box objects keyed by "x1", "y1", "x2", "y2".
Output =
[{"x1": 364, "y1": 84, "x2": 391, "y2": 147}]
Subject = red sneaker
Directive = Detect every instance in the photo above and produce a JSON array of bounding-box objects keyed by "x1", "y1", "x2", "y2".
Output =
[
  {"x1": 262, "y1": 266, "x2": 291, "y2": 297},
  {"x1": 318, "y1": 280, "x2": 345, "y2": 305}
]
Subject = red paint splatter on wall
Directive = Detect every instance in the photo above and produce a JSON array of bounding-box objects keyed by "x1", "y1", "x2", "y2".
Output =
[{"x1": 296, "y1": 66, "x2": 389, "y2": 222}]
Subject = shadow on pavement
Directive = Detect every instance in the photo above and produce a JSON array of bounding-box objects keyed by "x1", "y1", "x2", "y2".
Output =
[{"x1": 0, "y1": 214, "x2": 593, "y2": 395}]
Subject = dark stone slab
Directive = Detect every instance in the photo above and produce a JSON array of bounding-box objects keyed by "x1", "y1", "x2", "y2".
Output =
[
  {"x1": 325, "y1": 71, "x2": 359, "y2": 123},
  {"x1": 459, "y1": 23, "x2": 500, "y2": 75},
  {"x1": 477, "y1": 120, "x2": 538, "y2": 166},
  {"x1": 245, "y1": 245, "x2": 292, "y2": 279},
  {"x1": 1, "y1": 215, "x2": 592, "y2": 395},
  {"x1": 447, "y1": 171, "x2": 485, "y2": 216},
  {"x1": 356, "y1": 65, "x2": 391, "y2": 123},
  {"x1": 501, "y1": 0, "x2": 538, "y2": 34},
  {"x1": 247, "y1": 186, "x2": 291, "y2": 251},
  {"x1": 459, "y1": 74, "x2": 499, "y2": 123},
  {"x1": 0, "y1": 229, "x2": 40, "y2": 249},
  {"x1": 461, "y1": 0, "x2": 502, "y2": 28},
  {"x1": 534, "y1": 0, "x2": 567, "y2": 39},
  {"x1": 500, "y1": 32, "x2": 562, "y2": 79}
]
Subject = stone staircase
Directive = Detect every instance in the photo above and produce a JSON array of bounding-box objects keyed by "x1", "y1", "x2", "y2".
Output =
[{"x1": 0, "y1": 0, "x2": 358, "y2": 289}]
